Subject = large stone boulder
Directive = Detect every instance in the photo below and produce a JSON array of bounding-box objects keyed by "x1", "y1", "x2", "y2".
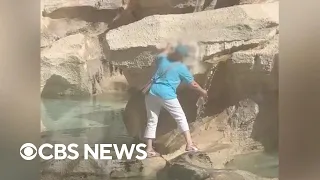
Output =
[
  {"x1": 239, "y1": 0, "x2": 278, "y2": 5},
  {"x1": 42, "y1": 0, "x2": 123, "y2": 16},
  {"x1": 231, "y1": 34, "x2": 278, "y2": 73},
  {"x1": 41, "y1": 155, "x2": 166, "y2": 180},
  {"x1": 204, "y1": 0, "x2": 278, "y2": 10},
  {"x1": 41, "y1": 17, "x2": 108, "y2": 48},
  {"x1": 160, "y1": 152, "x2": 277, "y2": 180},
  {"x1": 106, "y1": 2, "x2": 279, "y2": 88},
  {"x1": 219, "y1": 99, "x2": 262, "y2": 151},
  {"x1": 41, "y1": 33, "x2": 105, "y2": 96},
  {"x1": 121, "y1": 0, "x2": 273, "y2": 18},
  {"x1": 162, "y1": 152, "x2": 265, "y2": 180},
  {"x1": 110, "y1": 0, "x2": 276, "y2": 31},
  {"x1": 154, "y1": 98, "x2": 262, "y2": 155},
  {"x1": 166, "y1": 152, "x2": 213, "y2": 180},
  {"x1": 119, "y1": 3, "x2": 278, "y2": 152},
  {"x1": 106, "y1": 2, "x2": 279, "y2": 56}
]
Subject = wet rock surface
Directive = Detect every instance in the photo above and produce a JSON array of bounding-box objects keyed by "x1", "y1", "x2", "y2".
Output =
[
  {"x1": 166, "y1": 152, "x2": 213, "y2": 180},
  {"x1": 41, "y1": 156, "x2": 166, "y2": 180}
]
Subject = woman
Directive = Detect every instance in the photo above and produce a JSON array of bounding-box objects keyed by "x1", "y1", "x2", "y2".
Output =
[{"x1": 144, "y1": 43, "x2": 208, "y2": 157}]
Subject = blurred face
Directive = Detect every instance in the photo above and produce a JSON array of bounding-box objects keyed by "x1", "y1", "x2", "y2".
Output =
[
  {"x1": 168, "y1": 45, "x2": 189, "y2": 61},
  {"x1": 169, "y1": 51, "x2": 184, "y2": 61}
]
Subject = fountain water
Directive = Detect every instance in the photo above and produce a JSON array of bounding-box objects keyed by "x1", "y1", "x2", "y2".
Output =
[
  {"x1": 194, "y1": 0, "x2": 205, "y2": 12},
  {"x1": 196, "y1": 63, "x2": 218, "y2": 120}
]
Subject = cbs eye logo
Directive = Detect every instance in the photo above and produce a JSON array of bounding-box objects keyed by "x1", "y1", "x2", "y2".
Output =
[{"x1": 20, "y1": 143, "x2": 37, "y2": 160}]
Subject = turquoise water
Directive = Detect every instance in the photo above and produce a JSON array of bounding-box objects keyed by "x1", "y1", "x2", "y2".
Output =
[
  {"x1": 225, "y1": 151, "x2": 279, "y2": 178},
  {"x1": 41, "y1": 93, "x2": 133, "y2": 147},
  {"x1": 41, "y1": 93, "x2": 128, "y2": 132},
  {"x1": 40, "y1": 93, "x2": 278, "y2": 179}
]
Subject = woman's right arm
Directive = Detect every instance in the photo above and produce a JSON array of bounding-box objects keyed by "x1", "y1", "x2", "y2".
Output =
[
  {"x1": 188, "y1": 81, "x2": 208, "y2": 98},
  {"x1": 179, "y1": 65, "x2": 208, "y2": 98}
]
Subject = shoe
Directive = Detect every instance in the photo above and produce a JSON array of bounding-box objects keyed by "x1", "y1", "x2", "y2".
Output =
[
  {"x1": 147, "y1": 151, "x2": 161, "y2": 158},
  {"x1": 185, "y1": 143, "x2": 199, "y2": 152}
]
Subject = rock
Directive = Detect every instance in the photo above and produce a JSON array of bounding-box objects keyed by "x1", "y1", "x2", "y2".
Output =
[
  {"x1": 154, "y1": 115, "x2": 224, "y2": 154},
  {"x1": 141, "y1": 157, "x2": 167, "y2": 177},
  {"x1": 42, "y1": 0, "x2": 123, "y2": 15},
  {"x1": 110, "y1": 0, "x2": 272, "y2": 23},
  {"x1": 41, "y1": 33, "x2": 105, "y2": 96},
  {"x1": 204, "y1": 0, "x2": 240, "y2": 10},
  {"x1": 41, "y1": 17, "x2": 108, "y2": 48},
  {"x1": 170, "y1": 152, "x2": 213, "y2": 168},
  {"x1": 168, "y1": 163, "x2": 211, "y2": 180},
  {"x1": 41, "y1": 157, "x2": 107, "y2": 180},
  {"x1": 167, "y1": 152, "x2": 213, "y2": 180},
  {"x1": 239, "y1": 0, "x2": 278, "y2": 5},
  {"x1": 41, "y1": 155, "x2": 166, "y2": 180},
  {"x1": 106, "y1": 2, "x2": 279, "y2": 54},
  {"x1": 207, "y1": 171, "x2": 246, "y2": 180},
  {"x1": 231, "y1": 34, "x2": 279, "y2": 73},
  {"x1": 109, "y1": 159, "x2": 144, "y2": 179},
  {"x1": 234, "y1": 170, "x2": 278, "y2": 180},
  {"x1": 122, "y1": 33, "x2": 278, "y2": 153},
  {"x1": 223, "y1": 34, "x2": 279, "y2": 99},
  {"x1": 204, "y1": 0, "x2": 278, "y2": 10},
  {"x1": 214, "y1": 99, "x2": 261, "y2": 151},
  {"x1": 109, "y1": 157, "x2": 166, "y2": 178},
  {"x1": 151, "y1": 98, "x2": 262, "y2": 155},
  {"x1": 106, "y1": 2, "x2": 279, "y2": 88},
  {"x1": 122, "y1": 30, "x2": 278, "y2": 151},
  {"x1": 165, "y1": 152, "x2": 247, "y2": 180},
  {"x1": 118, "y1": 0, "x2": 209, "y2": 21},
  {"x1": 163, "y1": 152, "x2": 276, "y2": 180},
  {"x1": 127, "y1": 0, "x2": 265, "y2": 16}
]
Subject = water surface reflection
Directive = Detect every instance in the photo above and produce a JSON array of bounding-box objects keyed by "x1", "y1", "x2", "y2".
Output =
[{"x1": 41, "y1": 93, "x2": 131, "y2": 146}]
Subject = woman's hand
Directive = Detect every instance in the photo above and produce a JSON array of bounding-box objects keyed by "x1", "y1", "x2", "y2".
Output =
[
  {"x1": 159, "y1": 42, "x2": 174, "y2": 56},
  {"x1": 200, "y1": 89, "x2": 208, "y2": 98},
  {"x1": 164, "y1": 43, "x2": 174, "y2": 53}
]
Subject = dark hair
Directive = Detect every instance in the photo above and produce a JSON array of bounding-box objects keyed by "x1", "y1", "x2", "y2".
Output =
[{"x1": 168, "y1": 45, "x2": 189, "y2": 62}]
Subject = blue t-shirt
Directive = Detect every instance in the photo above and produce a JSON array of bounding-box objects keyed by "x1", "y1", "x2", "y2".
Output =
[{"x1": 149, "y1": 54, "x2": 194, "y2": 100}]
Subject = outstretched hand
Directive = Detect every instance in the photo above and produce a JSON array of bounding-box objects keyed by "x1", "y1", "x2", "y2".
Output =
[
  {"x1": 200, "y1": 89, "x2": 208, "y2": 99},
  {"x1": 163, "y1": 43, "x2": 174, "y2": 54}
]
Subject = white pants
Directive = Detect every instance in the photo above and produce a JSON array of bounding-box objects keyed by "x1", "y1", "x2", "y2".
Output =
[{"x1": 144, "y1": 94, "x2": 190, "y2": 139}]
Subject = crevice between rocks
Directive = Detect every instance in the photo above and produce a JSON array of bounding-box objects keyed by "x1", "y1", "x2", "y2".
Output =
[
  {"x1": 204, "y1": 54, "x2": 278, "y2": 153},
  {"x1": 201, "y1": 40, "x2": 265, "y2": 62},
  {"x1": 43, "y1": 6, "x2": 121, "y2": 23}
]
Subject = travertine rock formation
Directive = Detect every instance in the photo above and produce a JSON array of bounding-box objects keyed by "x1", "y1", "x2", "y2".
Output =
[
  {"x1": 41, "y1": 0, "x2": 278, "y2": 97},
  {"x1": 41, "y1": 17, "x2": 109, "y2": 48},
  {"x1": 41, "y1": 1, "x2": 279, "y2": 179},
  {"x1": 41, "y1": 34, "x2": 105, "y2": 96},
  {"x1": 40, "y1": 0, "x2": 127, "y2": 97},
  {"x1": 106, "y1": 2, "x2": 278, "y2": 89},
  {"x1": 42, "y1": 0, "x2": 123, "y2": 15},
  {"x1": 119, "y1": 3, "x2": 278, "y2": 151}
]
